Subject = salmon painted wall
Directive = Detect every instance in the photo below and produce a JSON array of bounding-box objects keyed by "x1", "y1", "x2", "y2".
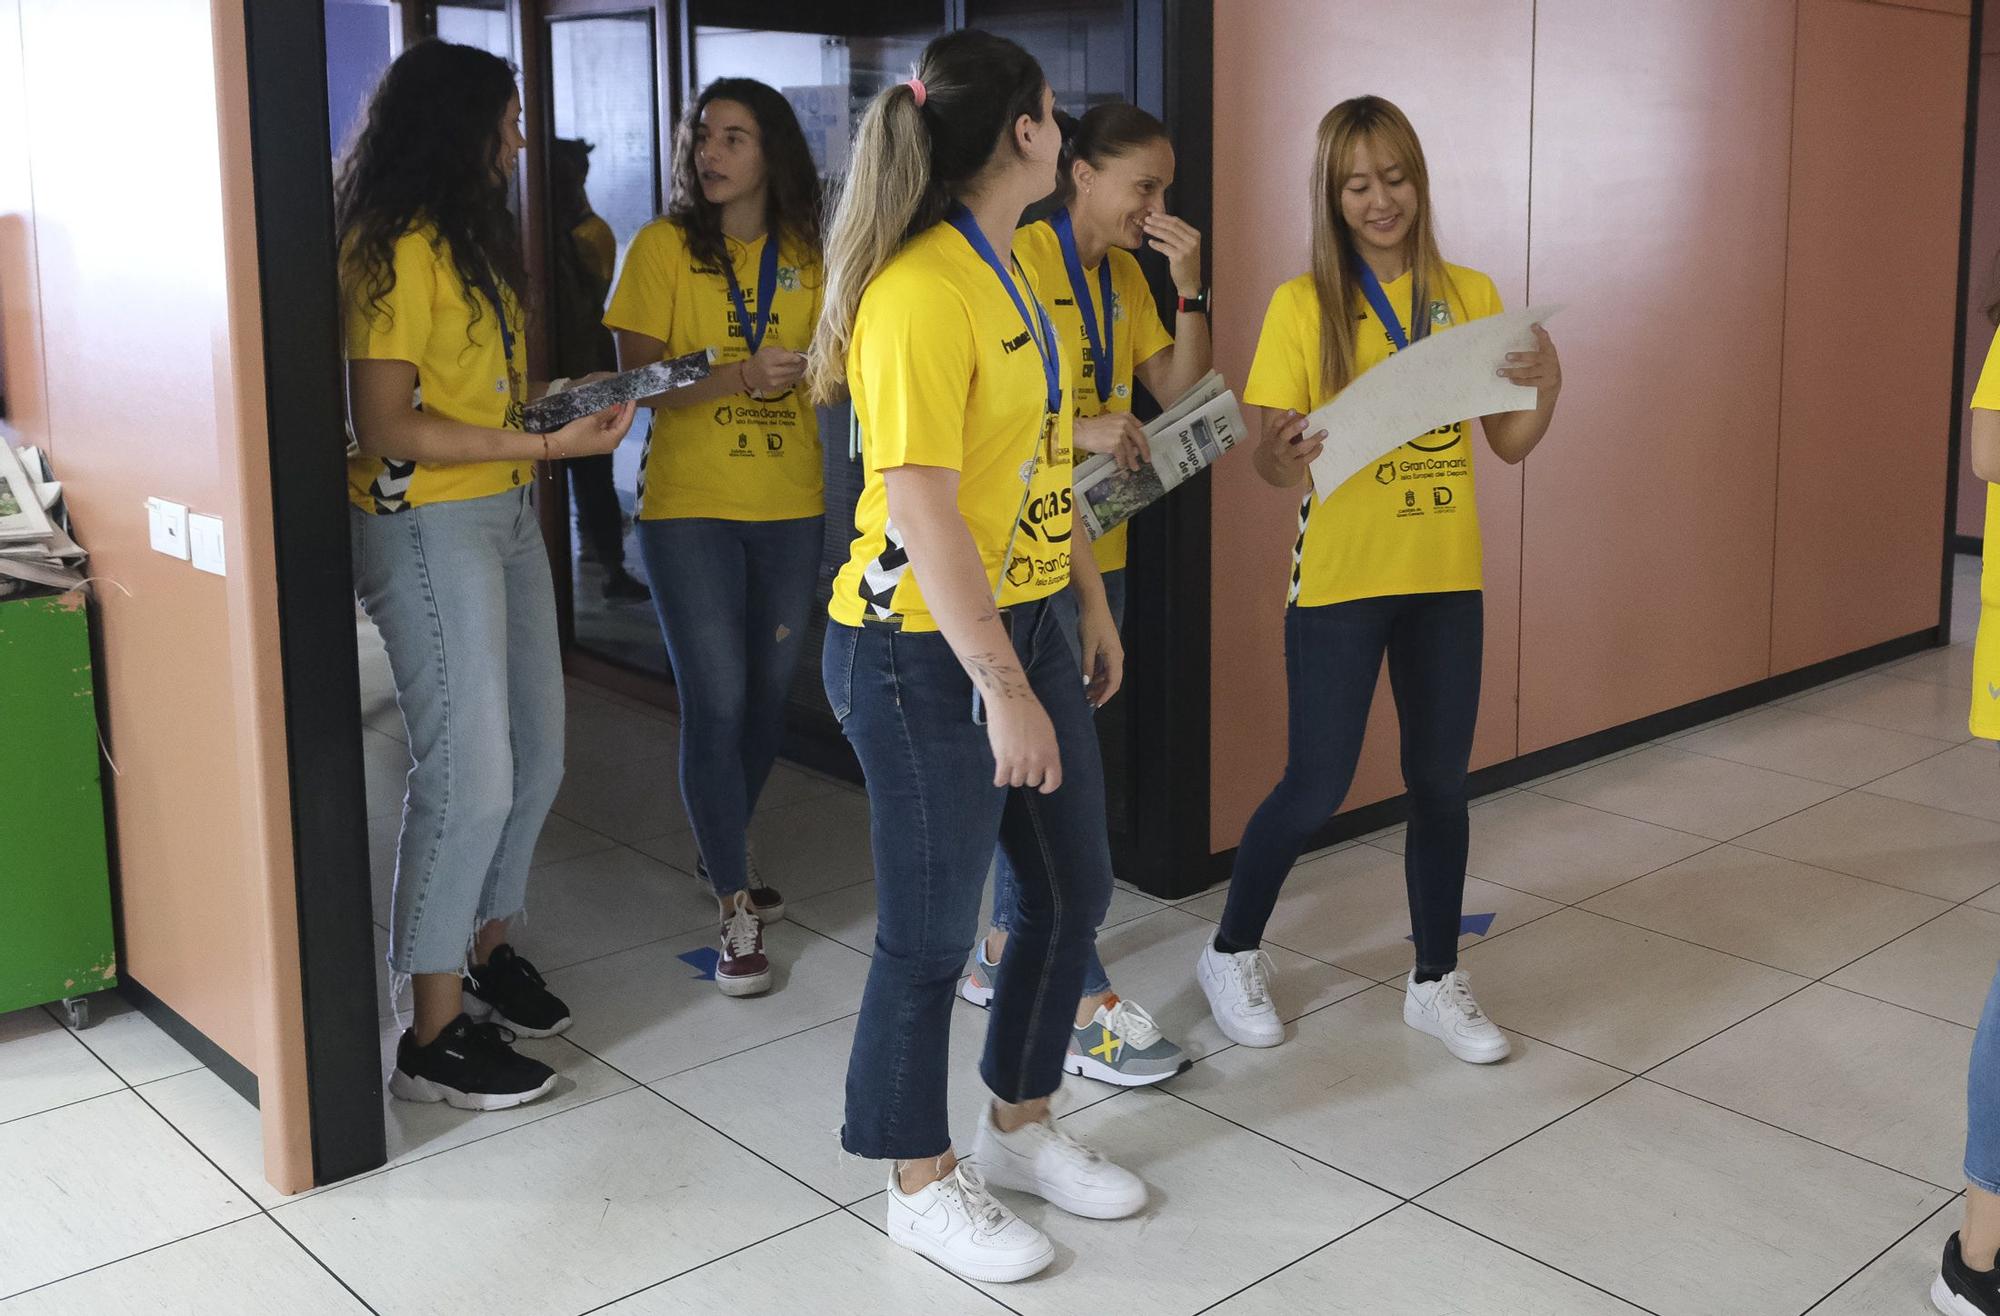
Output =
[
  {"x1": 1211, "y1": 0, "x2": 1970, "y2": 848},
  {"x1": 1208, "y1": 0, "x2": 1534, "y2": 851},
  {"x1": 1773, "y1": 0, "x2": 1966, "y2": 670},
  {"x1": 0, "y1": 0, "x2": 313, "y2": 1191},
  {"x1": 1959, "y1": 0, "x2": 2000, "y2": 542}
]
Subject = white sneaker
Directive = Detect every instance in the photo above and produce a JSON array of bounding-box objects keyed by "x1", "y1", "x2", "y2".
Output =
[
  {"x1": 885, "y1": 1161, "x2": 1053, "y2": 1284},
  {"x1": 1197, "y1": 942, "x2": 1284, "y2": 1047},
  {"x1": 972, "y1": 1102, "x2": 1147, "y2": 1220},
  {"x1": 1403, "y1": 969, "x2": 1510, "y2": 1064}
]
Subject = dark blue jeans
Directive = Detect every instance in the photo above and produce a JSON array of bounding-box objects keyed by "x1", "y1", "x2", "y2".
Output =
[
  {"x1": 825, "y1": 589, "x2": 1115, "y2": 1160},
  {"x1": 988, "y1": 568, "x2": 1125, "y2": 998},
  {"x1": 636, "y1": 516, "x2": 822, "y2": 895},
  {"x1": 1219, "y1": 591, "x2": 1483, "y2": 977}
]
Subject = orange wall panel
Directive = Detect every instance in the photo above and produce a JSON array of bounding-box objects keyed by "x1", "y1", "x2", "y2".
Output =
[
  {"x1": 1959, "y1": 10, "x2": 2000, "y2": 540},
  {"x1": 1208, "y1": 0, "x2": 1534, "y2": 851},
  {"x1": 1517, "y1": 0, "x2": 1797, "y2": 752},
  {"x1": 1774, "y1": 0, "x2": 1967, "y2": 670}
]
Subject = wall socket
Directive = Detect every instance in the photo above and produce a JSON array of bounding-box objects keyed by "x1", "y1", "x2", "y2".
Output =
[
  {"x1": 188, "y1": 513, "x2": 225, "y2": 576},
  {"x1": 146, "y1": 497, "x2": 189, "y2": 560}
]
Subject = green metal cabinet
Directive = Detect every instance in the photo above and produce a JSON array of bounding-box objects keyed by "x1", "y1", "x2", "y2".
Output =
[{"x1": 0, "y1": 592, "x2": 116, "y2": 1021}]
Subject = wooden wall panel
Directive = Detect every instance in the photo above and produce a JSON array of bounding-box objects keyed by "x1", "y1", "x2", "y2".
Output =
[
  {"x1": 1774, "y1": 0, "x2": 1966, "y2": 670},
  {"x1": 1517, "y1": 0, "x2": 1797, "y2": 752}
]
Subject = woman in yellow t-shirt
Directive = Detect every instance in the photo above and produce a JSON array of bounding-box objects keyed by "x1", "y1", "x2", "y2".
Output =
[
  {"x1": 339, "y1": 41, "x2": 635, "y2": 1111},
  {"x1": 604, "y1": 79, "x2": 824, "y2": 995},
  {"x1": 1197, "y1": 96, "x2": 1562, "y2": 1064},
  {"x1": 961, "y1": 103, "x2": 1212, "y2": 1087},
  {"x1": 1933, "y1": 327, "x2": 2000, "y2": 1312},
  {"x1": 807, "y1": 31, "x2": 1146, "y2": 1284}
]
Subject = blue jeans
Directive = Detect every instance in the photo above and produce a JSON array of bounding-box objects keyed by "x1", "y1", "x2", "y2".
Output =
[
  {"x1": 1970, "y1": 962, "x2": 2000, "y2": 1194},
  {"x1": 636, "y1": 516, "x2": 822, "y2": 895},
  {"x1": 989, "y1": 568, "x2": 1125, "y2": 998},
  {"x1": 1219, "y1": 591, "x2": 1483, "y2": 976},
  {"x1": 825, "y1": 590, "x2": 1115, "y2": 1160},
  {"x1": 351, "y1": 489, "x2": 565, "y2": 975}
]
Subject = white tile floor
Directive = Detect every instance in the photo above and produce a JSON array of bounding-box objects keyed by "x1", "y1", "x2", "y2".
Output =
[{"x1": 2, "y1": 566, "x2": 1993, "y2": 1314}]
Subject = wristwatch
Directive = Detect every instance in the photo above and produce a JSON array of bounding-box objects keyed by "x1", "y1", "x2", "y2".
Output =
[{"x1": 1177, "y1": 289, "x2": 1210, "y2": 316}]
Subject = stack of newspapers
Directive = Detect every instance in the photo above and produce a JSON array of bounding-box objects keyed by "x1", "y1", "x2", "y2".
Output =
[
  {"x1": 0, "y1": 440, "x2": 85, "y2": 597},
  {"x1": 1074, "y1": 372, "x2": 1245, "y2": 541}
]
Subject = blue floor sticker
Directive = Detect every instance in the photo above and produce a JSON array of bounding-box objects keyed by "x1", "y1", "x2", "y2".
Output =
[{"x1": 677, "y1": 947, "x2": 720, "y2": 981}]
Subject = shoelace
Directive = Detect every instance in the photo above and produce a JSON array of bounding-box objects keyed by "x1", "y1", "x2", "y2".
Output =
[
  {"x1": 745, "y1": 845, "x2": 768, "y2": 895},
  {"x1": 464, "y1": 1020, "x2": 520, "y2": 1054},
  {"x1": 940, "y1": 1163, "x2": 1011, "y2": 1236},
  {"x1": 1103, "y1": 998, "x2": 1164, "y2": 1050},
  {"x1": 723, "y1": 904, "x2": 762, "y2": 958},
  {"x1": 502, "y1": 954, "x2": 548, "y2": 990},
  {"x1": 1230, "y1": 949, "x2": 1275, "y2": 1009},
  {"x1": 1440, "y1": 970, "x2": 1489, "y2": 1023}
]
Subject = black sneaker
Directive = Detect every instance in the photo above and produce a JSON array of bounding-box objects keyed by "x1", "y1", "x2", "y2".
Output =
[
  {"x1": 1936, "y1": 1233, "x2": 2000, "y2": 1315},
  {"x1": 697, "y1": 854, "x2": 785, "y2": 923},
  {"x1": 603, "y1": 568, "x2": 651, "y2": 603},
  {"x1": 464, "y1": 944, "x2": 572, "y2": 1037},
  {"x1": 389, "y1": 1015, "x2": 556, "y2": 1111}
]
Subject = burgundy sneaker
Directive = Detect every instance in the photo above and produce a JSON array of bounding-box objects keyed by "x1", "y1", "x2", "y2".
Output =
[{"x1": 716, "y1": 894, "x2": 773, "y2": 997}]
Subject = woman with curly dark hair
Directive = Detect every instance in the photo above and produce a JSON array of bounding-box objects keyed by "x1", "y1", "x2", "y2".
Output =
[
  {"x1": 604, "y1": 78, "x2": 825, "y2": 998},
  {"x1": 340, "y1": 39, "x2": 635, "y2": 1110}
]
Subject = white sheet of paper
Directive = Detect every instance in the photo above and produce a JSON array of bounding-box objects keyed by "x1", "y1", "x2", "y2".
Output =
[{"x1": 1305, "y1": 303, "x2": 1562, "y2": 502}]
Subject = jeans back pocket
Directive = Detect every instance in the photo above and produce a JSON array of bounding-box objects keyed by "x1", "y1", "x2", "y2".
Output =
[{"x1": 822, "y1": 622, "x2": 859, "y2": 724}]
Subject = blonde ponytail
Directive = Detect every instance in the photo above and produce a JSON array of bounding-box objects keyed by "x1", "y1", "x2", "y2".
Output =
[{"x1": 809, "y1": 85, "x2": 933, "y2": 404}]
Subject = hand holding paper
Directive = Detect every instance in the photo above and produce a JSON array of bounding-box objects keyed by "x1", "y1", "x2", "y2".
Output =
[{"x1": 1305, "y1": 304, "x2": 1562, "y2": 502}]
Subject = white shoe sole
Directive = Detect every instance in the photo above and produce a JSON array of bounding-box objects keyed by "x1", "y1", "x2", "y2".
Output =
[
  {"x1": 388, "y1": 1067, "x2": 556, "y2": 1111},
  {"x1": 1933, "y1": 1274, "x2": 1987, "y2": 1316},
  {"x1": 1196, "y1": 954, "x2": 1284, "y2": 1048},
  {"x1": 1403, "y1": 994, "x2": 1510, "y2": 1064},
  {"x1": 462, "y1": 995, "x2": 571, "y2": 1039},
  {"x1": 888, "y1": 1217, "x2": 1053, "y2": 1284},
  {"x1": 716, "y1": 968, "x2": 773, "y2": 997},
  {"x1": 1064, "y1": 1048, "x2": 1187, "y2": 1088},
  {"x1": 958, "y1": 975, "x2": 994, "y2": 1008}
]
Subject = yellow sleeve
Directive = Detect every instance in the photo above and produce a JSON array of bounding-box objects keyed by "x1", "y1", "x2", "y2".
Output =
[
  {"x1": 1120, "y1": 253, "x2": 1173, "y2": 368},
  {"x1": 576, "y1": 216, "x2": 617, "y2": 286},
  {"x1": 603, "y1": 220, "x2": 680, "y2": 339},
  {"x1": 1243, "y1": 280, "x2": 1315, "y2": 414},
  {"x1": 1973, "y1": 325, "x2": 2000, "y2": 412},
  {"x1": 855, "y1": 274, "x2": 975, "y2": 474},
  {"x1": 346, "y1": 230, "x2": 438, "y2": 364}
]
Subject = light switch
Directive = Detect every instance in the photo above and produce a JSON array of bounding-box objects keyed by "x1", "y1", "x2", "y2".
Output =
[
  {"x1": 189, "y1": 513, "x2": 225, "y2": 576},
  {"x1": 146, "y1": 497, "x2": 189, "y2": 560}
]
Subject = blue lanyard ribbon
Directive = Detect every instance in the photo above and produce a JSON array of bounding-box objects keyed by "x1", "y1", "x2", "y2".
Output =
[
  {"x1": 723, "y1": 235, "x2": 781, "y2": 357},
  {"x1": 945, "y1": 204, "x2": 1061, "y2": 417},
  {"x1": 1353, "y1": 255, "x2": 1426, "y2": 352},
  {"x1": 473, "y1": 270, "x2": 517, "y2": 367},
  {"x1": 1049, "y1": 208, "x2": 1114, "y2": 405}
]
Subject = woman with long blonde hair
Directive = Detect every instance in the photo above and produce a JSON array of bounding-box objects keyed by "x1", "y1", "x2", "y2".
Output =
[
  {"x1": 1198, "y1": 95, "x2": 1562, "y2": 1062},
  {"x1": 811, "y1": 29, "x2": 1146, "y2": 1286}
]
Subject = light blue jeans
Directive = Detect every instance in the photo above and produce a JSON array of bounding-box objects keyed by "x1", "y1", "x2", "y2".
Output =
[
  {"x1": 1970, "y1": 962, "x2": 2000, "y2": 1194},
  {"x1": 351, "y1": 488, "x2": 566, "y2": 975}
]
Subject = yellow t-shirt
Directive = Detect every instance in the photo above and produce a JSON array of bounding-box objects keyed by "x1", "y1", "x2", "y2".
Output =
[
  {"x1": 344, "y1": 227, "x2": 530, "y2": 513},
  {"x1": 829, "y1": 222, "x2": 1077, "y2": 632},
  {"x1": 604, "y1": 218, "x2": 824, "y2": 522},
  {"x1": 1014, "y1": 220, "x2": 1174, "y2": 574},
  {"x1": 1968, "y1": 325, "x2": 2000, "y2": 740},
  {"x1": 1245, "y1": 264, "x2": 1503, "y2": 607}
]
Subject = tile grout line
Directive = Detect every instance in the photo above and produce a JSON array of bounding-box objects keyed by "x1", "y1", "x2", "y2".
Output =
[{"x1": 1798, "y1": 1193, "x2": 1964, "y2": 1315}]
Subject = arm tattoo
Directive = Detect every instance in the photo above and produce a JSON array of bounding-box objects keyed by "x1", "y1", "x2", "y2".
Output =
[{"x1": 959, "y1": 651, "x2": 1031, "y2": 701}]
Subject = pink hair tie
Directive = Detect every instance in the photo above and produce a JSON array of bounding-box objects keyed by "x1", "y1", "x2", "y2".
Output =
[{"x1": 904, "y1": 77, "x2": 927, "y2": 107}]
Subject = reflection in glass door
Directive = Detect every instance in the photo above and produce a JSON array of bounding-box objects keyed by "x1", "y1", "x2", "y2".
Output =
[{"x1": 543, "y1": 10, "x2": 668, "y2": 671}]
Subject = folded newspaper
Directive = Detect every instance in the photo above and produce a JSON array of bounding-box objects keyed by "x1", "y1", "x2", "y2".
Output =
[
  {"x1": 0, "y1": 441, "x2": 87, "y2": 597},
  {"x1": 524, "y1": 349, "x2": 712, "y2": 434},
  {"x1": 1074, "y1": 372, "x2": 1245, "y2": 541}
]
